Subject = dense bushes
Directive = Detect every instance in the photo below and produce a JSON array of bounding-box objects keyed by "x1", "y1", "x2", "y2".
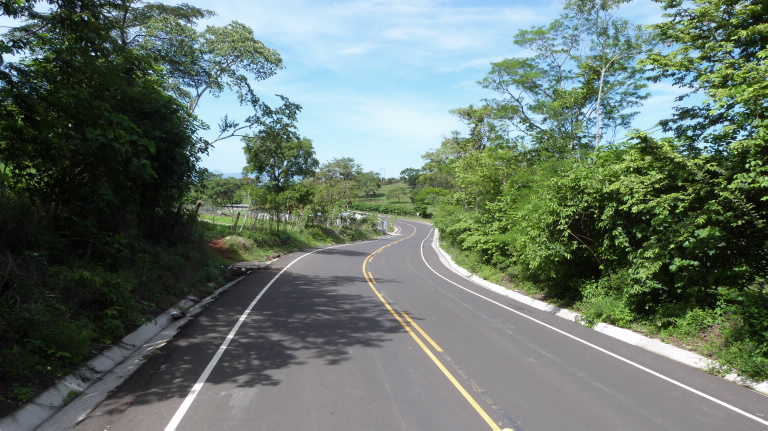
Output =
[
  {"x1": 425, "y1": 0, "x2": 768, "y2": 380},
  {"x1": 0, "y1": 1, "x2": 218, "y2": 412},
  {"x1": 432, "y1": 135, "x2": 768, "y2": 379}
]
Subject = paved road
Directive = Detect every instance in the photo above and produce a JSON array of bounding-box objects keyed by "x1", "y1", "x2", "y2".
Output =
[{"x1": 70, "y1": 222, "x2": 768, "y2": 430}]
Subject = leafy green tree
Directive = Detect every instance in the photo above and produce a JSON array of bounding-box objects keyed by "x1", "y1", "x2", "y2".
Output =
[
  {"x1": 644, "y1": 0, "x2": 768, "y2": 236},
  {"x1": 317, "y1": 157, "x2": 363, "y2": 181},
  {"x1": 116, "y1": 1, "x2": 288, "y2": 143},
  {"x1": 417, "y1": 132, "x2": 467, "y2": 190},
  {"x1": 645, "y1": 0, "x2": 768, "y2": 155},
  {"x1": 452, "y1": 144, "x2": 522, "y2": 211},
  {"x1": 411, "y1": 187, "x2": 449, "y2": 218},
  {"x1": 242, "y1": 125, "x2": 318, "y2": 193},
  {"x1": 0, "y1": 0, "x2": 205, "y2": 244},
  {"x1": 242, "y1": 124, "x2": 318, "y2": 228},
  {"x1": 386, "y1": 184, "x2": 410, "y2": 203},
  {"x1": 111, "y1": 2, "x2": 213, "y2": 48},
  {"x1": 399, "y1": 168, "x2": 422, "y2": 187},
  {"x1": 0, "y1": 0, "x2": 219, "y2": 396},
  {"x1": 449, "y1": 104, "x2": 505, "y2": 151},
  {"x1": 310, "y1": 157, "x2": 363, "y2": 217},
  {"x1": 308, "y1": 176, "x2": 356, "y2": 223},
  {"x1": 642, "y1": 0, "x2": 768, "y2": 378},
  {"x1": 205, "y1": 175, "x2": 244, "y2": 214},
  {"x1": 566, "y1": 0, "x2": 656, "y2": 149},
  {"x1": 245, "y1": 181, "x2": 311, "y2": 229},
  {"x1": 481, "y1": 0, "x2": 653, "y2": 156},
  {"x1": 356, "y1": 171, "x2": 381, "y2": 197}
]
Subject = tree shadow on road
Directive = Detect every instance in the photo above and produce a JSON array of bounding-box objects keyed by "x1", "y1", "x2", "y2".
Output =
[{"x1": 80, "y1": 266, "x2": 413, "y2": 424}]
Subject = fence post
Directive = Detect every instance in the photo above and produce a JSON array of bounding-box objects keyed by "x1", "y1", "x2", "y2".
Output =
[{"x1": 232, "y1": 212, "x2": 241, "y2": 236}]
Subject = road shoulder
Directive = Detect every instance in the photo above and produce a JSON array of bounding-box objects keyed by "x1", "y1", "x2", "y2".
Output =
[{"x1": 430, "y1": 228, "x2": 768, "y2": 397}]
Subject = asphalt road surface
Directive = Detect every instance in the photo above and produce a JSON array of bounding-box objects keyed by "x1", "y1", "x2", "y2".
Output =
[{"x1": 69, "y1": 222, "x2": 768, "y2": 431}]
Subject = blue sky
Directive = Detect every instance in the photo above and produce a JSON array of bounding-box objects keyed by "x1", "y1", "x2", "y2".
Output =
[
  {"x1": 190, "y1": 0, "x2": 685, "y2": 177},
  {"x1": 3, "y1": 0, "x2": 683, "y2": 178}
]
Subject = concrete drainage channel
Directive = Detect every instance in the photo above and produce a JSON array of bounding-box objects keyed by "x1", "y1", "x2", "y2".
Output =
[{"x1": 0, "y1": 261, "x2": 268, "y2": 431}]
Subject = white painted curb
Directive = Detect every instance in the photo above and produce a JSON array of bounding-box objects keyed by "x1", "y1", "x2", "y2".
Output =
[
  {"x1": 431, "y1": 229, "x2": 768, "y2": 396},
  {"x1": 0, "y1": 278, "x2": 244, "y2": 431}
]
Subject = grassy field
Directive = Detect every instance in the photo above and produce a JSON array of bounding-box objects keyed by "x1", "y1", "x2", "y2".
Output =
[{"x1": 358, "y1": 182, "x2": 415, "y2": 205}]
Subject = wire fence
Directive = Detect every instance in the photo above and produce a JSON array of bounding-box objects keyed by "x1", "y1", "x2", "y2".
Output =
[{"x1": 194, "y1": 205, "x2": 380, "y2": 234}]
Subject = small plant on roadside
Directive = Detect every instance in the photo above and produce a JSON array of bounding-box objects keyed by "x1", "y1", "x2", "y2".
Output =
[
  {"x1": 9, "y1": 386, "x2": 34, "y2": 404},
  {"x1": 63, "y1": 390, "x2": 83, "y2": 405}
]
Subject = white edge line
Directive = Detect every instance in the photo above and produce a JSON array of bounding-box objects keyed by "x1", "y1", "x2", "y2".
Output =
[
  {"x1": 418, "y1": 228, "x2": 768, "y2": 427},
  {"x1": 165, "y1": 240, "x2": 378, "y2": 431},
  {"x1": 429, "y1": 227, "x2": 768, "y2": 396}
]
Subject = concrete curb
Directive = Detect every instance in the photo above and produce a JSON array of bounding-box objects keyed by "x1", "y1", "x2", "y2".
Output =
[
  {"x1": 0, "y1": 277, "x2": 245, "y2": 431},
  {"x1": 430, "y1": 229, "x2": 768, "y2": 396}
]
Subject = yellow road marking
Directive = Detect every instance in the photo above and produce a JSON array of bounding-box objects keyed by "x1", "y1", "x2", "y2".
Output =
[
  {"x1": 363, "y1": 223, "x2": 501, "y2": 431},
  {"x1": 400, "y1": 311, "x2": 444, "y2": 353}
]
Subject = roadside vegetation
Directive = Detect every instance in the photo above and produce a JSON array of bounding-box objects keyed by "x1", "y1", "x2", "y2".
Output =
[
  {"x1": 397, "y1": 0, "x2": 768, "y2": 381},
  {"x1": 0, "y1": 0, "x2": 382, "y2": 417},
  {"x1": 350, "y1": 183, "x2": 421, "y2": 217},
  {"x1": 1, "y1": 0, "x2": 766, "y2": 418}
]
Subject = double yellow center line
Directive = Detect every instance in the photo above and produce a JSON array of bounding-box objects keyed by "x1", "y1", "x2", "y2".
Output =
[{"x1": 362, "y1": 227, "x2": 503, "y2": 431}]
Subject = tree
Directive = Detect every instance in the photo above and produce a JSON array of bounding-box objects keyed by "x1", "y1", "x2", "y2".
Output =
[
  {"x1": 645, "y1": 0, "x2": 768, "y2": 154},
  {"x1": 356, "y1": 171, "x2": 381, "y2": 197},
  {"x1": 311, "y1": 157, "x2": 363, "y2": 215},
  {"x1": 399, "y1": 168, "x2": 422, "y2": 187},
  {"x1": 317, "y1": 157, "x2": 363, "y2": 181},
  {"x1": 309, "y1": 176, "x2": 356, "y2": 222},
  {"x1": 642, "y1": 1, "x2": 768, "y2": 376},
  {"x1": 0, "y1": 0, "x2": 205, "y2": 243},
  {"x1": 567, "y1": 0, "x2": 657, "y2": 149},
  {"x1": 643, "y1": 0, "x2": 768, "y2": 252},
  {"x1": 411, "y1": 187, "x2": 449, "y2": 218},
  {"x1": 480, "y1": 0, "x2": 653, "y2": 156},
  {"x1": 242, "y1": 124, "x2": 318, "y2": 228},
  {"x1": 119, "y1": 1, "x2": 289, "y2": 143},
  {"x1": 449, "y1": 104, "x2": 504, "y2": 151},
  {"x1": 3, "y1": 0, "x2": 293, "y2": 147},
  {"x1": 205, "y1": 174, "x2": 243, "y2": 214},
  {"x1": 452, "y1": 144, "x2": 522, "y2": 211},
  {"x1": 386, "y1": 184, "x2": 410, "y2": 203},
  {"x1": 242, "y1": 125, "x2": 318, "y2": 193}
]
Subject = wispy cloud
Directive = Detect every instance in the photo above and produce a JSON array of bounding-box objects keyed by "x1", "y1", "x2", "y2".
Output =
[
  {"x1": 339, "y1": 42, "x2": 376, "y2": 55},
  {"x1": 207, "y1": 0, "x2": 554, "y2": 72},
  {"x1": 190, "y1": 0, "x2": 672, "y2": 174}
]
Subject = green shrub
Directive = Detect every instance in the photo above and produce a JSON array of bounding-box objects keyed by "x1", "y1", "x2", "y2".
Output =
[
  {"x1": 577, "y1": 272, "x2": 635, "y2": 327},
  {"x1": 9, "y1": 386, "x2": 35, "y2": 404},
  {"x1": 63, "y1": 390, "x2": 83, "y2": 405},
  {"x1": 717, "y1": 287, "x2": 768, "y2": 380}
]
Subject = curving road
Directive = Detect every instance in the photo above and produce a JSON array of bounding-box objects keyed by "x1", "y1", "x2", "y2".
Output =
[{"x1": 69, "y1": 222, "x2": 768, "y2": 431}]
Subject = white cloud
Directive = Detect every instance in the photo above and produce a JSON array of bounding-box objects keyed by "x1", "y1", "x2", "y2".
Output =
[
  {"x1": 303, "y1": 91, "x2": 461, "y2": 141},
  {"x1": 339, "y1": 43, "x2": 376, "y2": 55},
  {"x1": 189, "y1": 0, "x2": 674, "y2": 174},
  {"x1": 202, "y1": 0, "x2": 555, "y2": 72}
]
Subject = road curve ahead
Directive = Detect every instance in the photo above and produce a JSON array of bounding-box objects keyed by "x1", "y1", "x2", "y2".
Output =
[{"x1": 71, "y1": 222, "x2": 768, "y2": 431}]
